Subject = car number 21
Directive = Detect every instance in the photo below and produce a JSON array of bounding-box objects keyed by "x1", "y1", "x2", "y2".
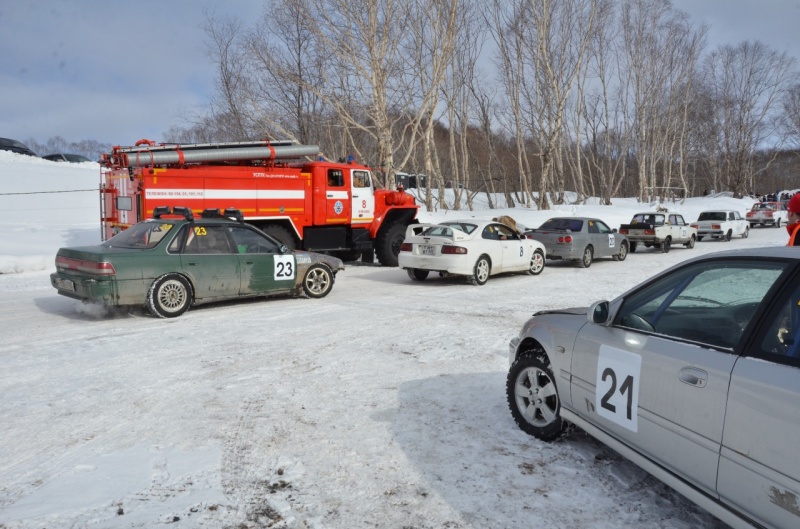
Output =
[
  {"x1": 274, "y1": 255, "x2": 296, "y2": 280},
  {"x1": 595, "y1": 345, "x2": 641, "y2": 432}
]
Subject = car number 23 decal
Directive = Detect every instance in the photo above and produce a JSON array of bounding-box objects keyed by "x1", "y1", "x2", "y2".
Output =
[
  {"x1": 596, "y1": 345, "x2": 641, "y2": 432},
  {"x1": 274, "y1": 255, "x2": 296, "y2": 280}
]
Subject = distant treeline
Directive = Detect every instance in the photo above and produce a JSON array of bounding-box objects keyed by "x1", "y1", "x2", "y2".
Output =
[{"x1": 25, "y1": 137, "x2": 112, "y2": 162}]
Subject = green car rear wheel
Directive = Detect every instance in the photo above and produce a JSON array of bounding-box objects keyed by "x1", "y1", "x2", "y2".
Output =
[{"x1": 147, "y1": 273, "x2": 193, "y2": 318}]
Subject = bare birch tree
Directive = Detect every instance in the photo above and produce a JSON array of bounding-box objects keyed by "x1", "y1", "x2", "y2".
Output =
[
  {"x1": 531, "y1": 0, "x2": 598, "y2": 208},
  {"x1": 702, "y1": 41, "x2": 798, "y2": 194},
  {"x1": 202, "y1": 13, "x2": 253, "y2": 140},
  {"x1": 492, "y1": 0, "x2": 597, "y2": 210},
  {"x1": 574, "y1": 0, "x2": 633, "y2": 204},
  {"x1": 402, "y1": 0, "x2": 462, "y2": 210},
  {"x1": 244, "y1": 0, "x2": 328, "y2": 145},
  {"x1": 619, "y1": 0, "x2": 700, "y2": 201},
  {"x1": 488, "y1": 0, "x2": 531, "y2": 208},
  {"x1": 443, "y1": 4, "x2": 487, "y2": 211},
  {"x1": 784, "y1": 83, "x2": 800, "y2": 150},
  {"x1": 299, "y1": 0, "x2": 416, "y2": 185}
]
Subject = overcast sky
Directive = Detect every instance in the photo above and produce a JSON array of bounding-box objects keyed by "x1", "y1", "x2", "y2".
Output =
[{"x1": 1, "y1": 0, "x2": 799, "y2": 147}]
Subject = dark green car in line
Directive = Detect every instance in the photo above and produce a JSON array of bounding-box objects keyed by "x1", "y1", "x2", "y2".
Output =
[{"x1": 50, "y1": 207, "x2": 344, "y2": 318}]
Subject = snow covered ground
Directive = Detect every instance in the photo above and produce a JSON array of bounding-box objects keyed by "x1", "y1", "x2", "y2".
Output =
[{"x1": 0, "y1": 151, "x2": 785, "y2": 528}]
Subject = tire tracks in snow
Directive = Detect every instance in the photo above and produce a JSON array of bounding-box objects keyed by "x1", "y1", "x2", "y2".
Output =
[{"x1": 220, "y1": 396, "x2": 314, "y2": 527}]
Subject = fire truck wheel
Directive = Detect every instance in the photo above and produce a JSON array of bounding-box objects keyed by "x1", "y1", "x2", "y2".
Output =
[
  {"x1": 147, "y1": 274, "x2": 193, "y2": 318},
  {"x1": 302, "y1": 264, "x2": 334, "y2": 298},
  {"x1": 333, "y1": 250, "x2": 363, "y2": 262},
  {"x1": 375, "y1": 222, "x2": 406, "y2": 267},
  {"x1": 262, "y1": 225, "x2": 296, "y2": 250}
]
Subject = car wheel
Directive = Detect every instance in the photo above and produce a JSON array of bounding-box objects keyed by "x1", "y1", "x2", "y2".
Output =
[
  {"x1": 743, "y1": 226, "x2": 749, "y2": 239},
  {"x1": 697, "y1": 235, "x2": 704, "y2": 242},
  {"x1": 685, "y1": 234, "x2": 696, "y2": 248},
  {"x1": 407, "y1": 268, "x2": 429, "y2": 281},
  {"x1": 527, "y1": 249, "x2": 545, "y2": 275},
  {"x1": 661, "y1": 236, "x2": 671, "y2": 253},
  {"x1": 725, "y1": 229, "x2": 732, "y2": 241},
  {"x1": 302, "y1": 264, "x2": 334, "y2": 298},
  {"x1": 469, "y1": 255, "x2": 491, "y2": 285},
  {"x1": 507, "y1": 352, "x2": 565, "y2": 441},
  {"x1": 578, "y1": 246, "x2": 593, "y2": 268},
  {"x1": 629, "y1": 241, "x2": 637, "y2": 253},
  {"x1": 147, "y1": 273, "x2": 193, "y2": 318},
  {"x1": 612, "y1": 241, "x2": 628, "y2": 261},
  {"x1": 776, "y1": 218, "x2": 782, "y2": 229}
]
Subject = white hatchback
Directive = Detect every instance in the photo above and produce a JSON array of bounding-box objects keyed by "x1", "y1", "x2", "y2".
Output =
[{"x1": 398, "y1": 219, "x2": 546, "y2": 285}]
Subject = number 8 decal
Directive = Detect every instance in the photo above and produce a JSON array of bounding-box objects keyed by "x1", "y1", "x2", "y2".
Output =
[{"x1": 596, "y1": 345, "x2": 641, "y2": 432}]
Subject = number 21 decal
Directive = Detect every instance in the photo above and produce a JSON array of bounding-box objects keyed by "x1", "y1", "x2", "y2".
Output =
[
  {"x1": 596, "y1": 345, "x2": 641, "y2": 432},
  {"x1": 274, "y1": 255, "x2": 296, "y2": 280}
]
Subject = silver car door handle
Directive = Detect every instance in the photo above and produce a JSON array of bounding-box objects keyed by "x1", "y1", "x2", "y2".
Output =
[{"x1": 679, "y1": 367, "x2": 708, "y2": 388}]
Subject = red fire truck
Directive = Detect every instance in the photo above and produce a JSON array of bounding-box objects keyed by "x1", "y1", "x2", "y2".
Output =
[{"x1": 99, "y1": 139, "x2": 418, "y2": 266}]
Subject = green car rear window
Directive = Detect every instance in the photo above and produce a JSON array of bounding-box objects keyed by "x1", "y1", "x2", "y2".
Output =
[{"x1": 102, "y1": 221, "x2": 176, "y2": 249}]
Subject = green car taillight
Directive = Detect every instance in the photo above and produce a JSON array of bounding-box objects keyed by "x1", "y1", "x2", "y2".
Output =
[{"x1": 55, "y1": 256, "x2": 116, "y2": 276}]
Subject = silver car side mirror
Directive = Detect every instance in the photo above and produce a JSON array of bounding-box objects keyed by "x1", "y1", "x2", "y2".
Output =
[{"x1": 589, "y1": 300, "x2": 611, "y2": 324}]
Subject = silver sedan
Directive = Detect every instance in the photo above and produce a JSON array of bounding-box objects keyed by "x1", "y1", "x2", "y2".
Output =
[
  {"x1": 507, "y1": 246, "x2": 800, "y2": 529},
  {"x1": 524, "y1": 217, "x2": 629, "y2": 267}
]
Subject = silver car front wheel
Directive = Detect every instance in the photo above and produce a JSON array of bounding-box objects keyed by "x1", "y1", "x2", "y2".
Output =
[{"x1": 507, "y1": 352, "x2": 565, "y2": 441}]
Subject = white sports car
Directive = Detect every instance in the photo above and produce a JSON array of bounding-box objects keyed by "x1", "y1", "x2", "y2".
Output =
[{"x1": 398, "y1": 219, "x2": 546, "y2": 285}]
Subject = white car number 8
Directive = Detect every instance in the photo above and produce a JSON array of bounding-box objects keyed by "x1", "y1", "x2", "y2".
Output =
[{"x1": 596, "y1": 345, "x2": 641, "y2": 432}]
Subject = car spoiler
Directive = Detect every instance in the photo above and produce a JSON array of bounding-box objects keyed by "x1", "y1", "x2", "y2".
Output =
[
  {"x1": 525, "y1": 228, "x2": 573, "y2": 234},
  {"x1": 404, "y1": 223, "x2": 470, "y2": 241}
]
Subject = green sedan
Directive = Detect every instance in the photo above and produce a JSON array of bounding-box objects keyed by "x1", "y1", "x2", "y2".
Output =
[{"x1": 50, "y1": 207, "x2": 344, "y2": 318}]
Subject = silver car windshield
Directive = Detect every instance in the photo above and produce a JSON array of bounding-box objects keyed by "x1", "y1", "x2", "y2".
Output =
[
  {"x1": 540, "y1": 218, "x2": 583, "y2": 231},
  {"x1": 615, "y1": 260, "x2": 787, "y2": 350}
]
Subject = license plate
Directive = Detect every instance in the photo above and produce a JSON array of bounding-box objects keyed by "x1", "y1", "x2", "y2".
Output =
[
  {"x1": 420, "y1": 245, "x2": 436, "y2": 256},
  {"x1": 54, "y1": 277, "x2": 75, "y2": 292}
]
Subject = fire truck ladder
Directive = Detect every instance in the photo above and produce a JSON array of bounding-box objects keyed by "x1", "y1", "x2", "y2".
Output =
[{"x1": 105, "y1": 140, "x2": 320, "y2": 168}]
